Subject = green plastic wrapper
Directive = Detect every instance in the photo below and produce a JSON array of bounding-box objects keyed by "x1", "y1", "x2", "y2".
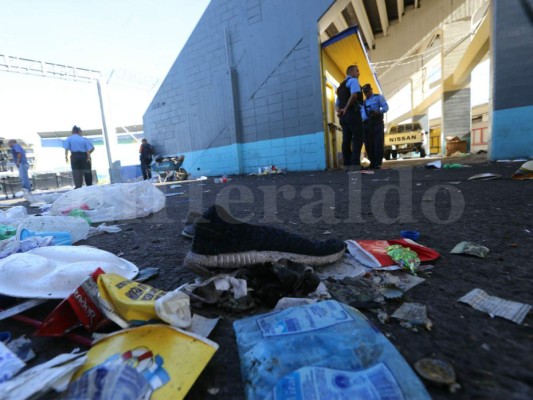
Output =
[
  {"x1": 0, "y1": 225, "x2": 17, "y2": 240},
  {"x1": 68, "y1": 209, "x2": 92, "y2": 225},
  {"x1": 386, "y1": 244, "x2": 420, "y2": 275}
]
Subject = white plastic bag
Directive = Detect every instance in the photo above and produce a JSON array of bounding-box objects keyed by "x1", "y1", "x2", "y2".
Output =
[
  {"x1": 0, "y1": 206, "x2": 28, "y2": 227},
  {"x1": 49, "y1": 181, "x2": 165, "y2": 223}
]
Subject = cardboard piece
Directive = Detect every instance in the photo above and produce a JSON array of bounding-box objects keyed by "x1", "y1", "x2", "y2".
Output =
[{"x1": 72, "y1": 325, "x2": 218, "y2": 400}]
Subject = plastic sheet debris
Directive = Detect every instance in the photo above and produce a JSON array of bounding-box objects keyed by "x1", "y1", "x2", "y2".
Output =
[
  {"x1": 451, "y1": 241, "x2": 489, "y2": 258},
  {"x1": 392, "y1": 303, "x2": 432, "y2": 329},
  {"x1": 0, "y1": 246, "x2": 139, "y2": 299},
  {"x1": 72, "y1": 325, "x2": 218, "y2": 400},
  {"x1": 425, "y1": 160, "x2": 442, "y2": 169},
  {"x1": 458, "y1": 288, "x2": 531, "y2": 324},
  {"x1": 189, "y1": 315, "x2": 220, "y2": 338},
  {"x1": 49, "y1": 180, "x2": 166, "y2": 223},
  {"x1": 134, "y1": 267, "x2": 160, "y2": 283},
  {"x1": 273, "y1": 297, "x2": 318, "y2": 311},
  {"x1": 65, "y1": 364, "x2": 151, "y2": 400},
  {"x1": 326, "y1": 277, "x2": 385, "y2": 308},
  {"x1": 233, "y1": 300, "x2": 430, "y2": 400},
  {"x1": 3, "y1": 335, "x2": 35, "y2": 362},
  {"x1": 0, "y1": 341, "x2": 25, "y2": 383},
  {"x1": 315, "y1": 254, "x2": 367, "y2": 280},
  {"x1": 18, "y1": 215, "x2": 90, "y2": 243},
  {"x1": 0, "y1": 206, "x2": 27, "y2": 227},
  {"x1": 0, "y1": 235, "x2": 54, "y2": 260},
  {"x1": 467, "y1": 173, "x2": 501, "y2": 181},
  {"x1": 0, "y1": 299, "x2": 47, "y2": 321},
  {"x1": 0, "y1": 351, "x2": 87, "y2": 400},
  {"x1": 19, "y1": 228, "x2": 72, "y2": 246},
  {"x1": 374, "y1": 272, "x2": 426, "y2": 292},
  {"x1": 37, "y1": 268, "x2": 106, "y2": 337},
  {"x1": 87, "y1": 223, "x2": 122, "y2": 238},
  {"x1": 347, "y1": 238, "x2": 439, "y2": 270},
  {"x1": 511, "y1": 160, "x2": 533, "y2": 180}
]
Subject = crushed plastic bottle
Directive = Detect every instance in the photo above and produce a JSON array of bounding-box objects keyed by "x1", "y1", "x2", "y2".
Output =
[{"x1": 214, "y1": 176, "x2": 228, "y2": 184}]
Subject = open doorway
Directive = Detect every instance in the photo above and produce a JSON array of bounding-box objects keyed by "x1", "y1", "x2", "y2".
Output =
[{"x1": 320, "y1": 26, "x2": 381, "y2": 169}]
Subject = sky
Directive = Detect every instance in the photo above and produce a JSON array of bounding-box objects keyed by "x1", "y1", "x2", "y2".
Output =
[{"x1": 0, "y1": 0, "x2": 211, "y2": 148}]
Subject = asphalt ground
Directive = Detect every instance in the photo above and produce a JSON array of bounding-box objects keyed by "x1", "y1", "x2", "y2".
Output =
[{"x1": 1, "y1": 155, "x2": 532, "y2": 399}]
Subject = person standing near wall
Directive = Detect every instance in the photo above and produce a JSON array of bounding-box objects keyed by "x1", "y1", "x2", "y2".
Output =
[
  {"x1": 64, "y1": 125, "x2": 94, "y2": 189},
  {"x1": 362, "y1": 84, "x2": 389, "y2": 169},
  {"x1": 336, "y1": 65, "x2": 364, "y2": 171},
  {"x1": 139, "y1": 138, "x2": 154, "y2": 180},
  {"x1": 8, "y1": 139, "x2": 31, "y2": 191}
]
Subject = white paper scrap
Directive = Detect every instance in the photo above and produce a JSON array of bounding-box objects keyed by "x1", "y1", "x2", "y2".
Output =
[
  {"x1": 0, "y1": 352, "x2": 86, "y2": 400},
  {"x1": 458, "y1": 288, "x2": 531, "y2": 325}
]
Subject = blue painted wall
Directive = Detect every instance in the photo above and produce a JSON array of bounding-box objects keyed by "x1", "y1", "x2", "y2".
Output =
[
  {"x1": 182, "y1": 131, "x2": 326, "y2": 176},
  {"x1": 490, "y1": 0, "x2": 533, "y2": 160},
  {"x1": 143, "y1": 0, "x2": 334, "y2": 175}
]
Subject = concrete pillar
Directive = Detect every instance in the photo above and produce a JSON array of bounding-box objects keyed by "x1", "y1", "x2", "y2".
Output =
[{"x1": 490, "y1": 0, "x2": 533, "y2": 160}]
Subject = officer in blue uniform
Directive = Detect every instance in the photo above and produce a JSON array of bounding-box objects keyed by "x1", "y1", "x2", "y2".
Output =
[
  {"x1": 63, "y1": 126, "x2": 95, "y2": 189},
  {"x1": 362, "y1": 84, "x2": 389, "y2": 169},
  {"x1": 335, "y1": 65, "x2": 364, "y2": 171}
]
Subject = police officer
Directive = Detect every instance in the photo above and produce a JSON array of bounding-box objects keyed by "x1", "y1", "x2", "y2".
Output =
[
  {"x1": 64, "y1": 125, "x2": 94, "y2": 189},
  {"x1": 335, "y1": 65, "x2": 364, "y2": 172},
  {"x1": 362, "y1": 84, "x2": 389, "y2": 169}
]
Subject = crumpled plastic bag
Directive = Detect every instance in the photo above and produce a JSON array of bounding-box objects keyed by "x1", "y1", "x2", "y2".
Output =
[
  {"x1": 0, "y1": 235, "x2": 54, "y2": 260},
  {"x1": 0, "y1": 206, "x2": 28, "y2": 227},
  {"x1": 49, "y1": 180, "x2": 166, "y2": 223},
  {"x1": 87, "y1": 223, "x2": 122, "y2": 238}
]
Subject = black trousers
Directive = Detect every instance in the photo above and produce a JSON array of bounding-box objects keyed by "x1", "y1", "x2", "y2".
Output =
[
  {"x1": 141, "y1": 159, "x2": 152, "y2": 180},
  {"x1": 365, "y1": 117, "x2": 385, "y2": 168},
  {"x1": 70, "y1": 152, "x2": 92, "y2": 189},
  {"x1": 340, "y1": 111, "x2": 364, "y2": 166}
]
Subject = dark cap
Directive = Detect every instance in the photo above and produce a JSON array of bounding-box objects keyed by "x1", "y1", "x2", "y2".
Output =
[
  {"x1": 72, "y1": 125, "x2": 82, "y2": 134},
  {"x1": 362, "y1": 84, "x2": 372, "y2": 92}
]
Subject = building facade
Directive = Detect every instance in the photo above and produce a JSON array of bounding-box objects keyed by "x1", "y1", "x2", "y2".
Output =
[{"x1": 144, "y1": 0, "x2": 337, "y2": 176}]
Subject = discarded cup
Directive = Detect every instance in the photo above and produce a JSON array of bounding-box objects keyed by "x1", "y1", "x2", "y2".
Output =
[
  {"x1": 400, "y1": 230, "x2": 421, "y2": 241},
  {"x1": 18, "y1": 228, "x2": 72, "y2": 246}
]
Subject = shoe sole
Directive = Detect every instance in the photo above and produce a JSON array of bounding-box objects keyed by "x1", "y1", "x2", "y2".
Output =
[
  {"x1": 181, "y1": 230, "x2": 194, "y2": 239},
  {"x1": 184, "y1": 248, "x2": 345, "y2": 271}
]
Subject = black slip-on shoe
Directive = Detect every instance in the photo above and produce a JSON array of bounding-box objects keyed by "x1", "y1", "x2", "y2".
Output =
[{"x1": 184, "y1": 205, "x2": 346, "y2": 270}]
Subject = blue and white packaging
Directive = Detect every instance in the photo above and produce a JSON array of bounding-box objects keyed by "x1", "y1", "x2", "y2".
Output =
[{"x1": 234, "y1": 300, "x2": 430, "y2": 400}]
